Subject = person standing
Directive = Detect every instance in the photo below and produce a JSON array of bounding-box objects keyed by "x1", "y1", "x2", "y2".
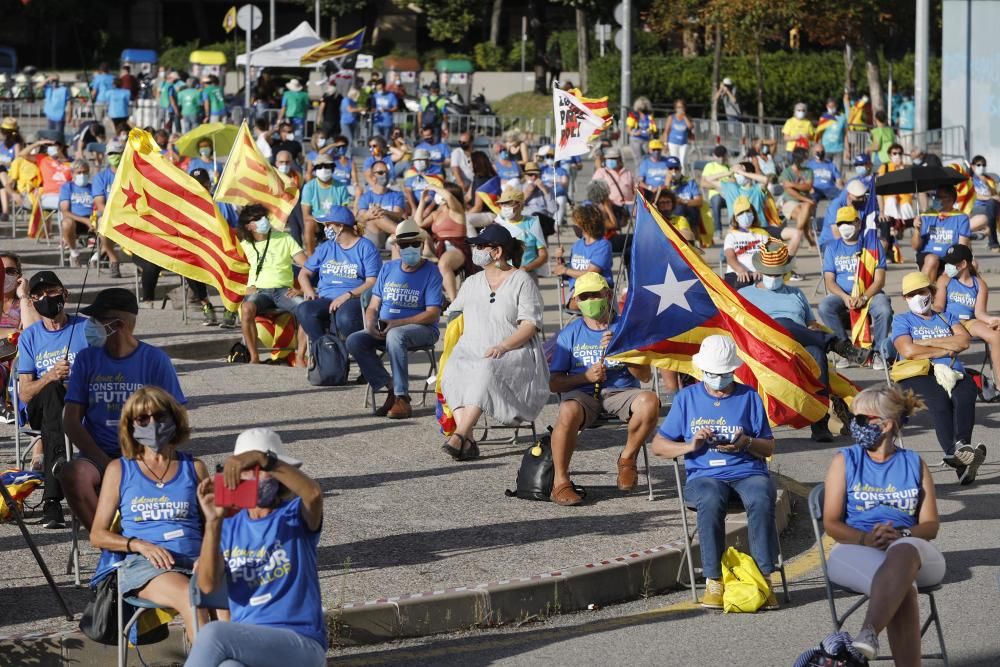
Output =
[
  {"x1": 714, "y1": 77, "x2": 741, "y2": 123},
  {"x1": 782, "y1": 102, "x2": 814, "y2": 153},
  {"x1": 817, "y1": 94, "x2": 850, "y2": 169},
  {"x1": 158, "y1": 72, "x2": 180, "y2": 133},
  {"x1": 626, "y1": 97, "x2": 656, "y2": 159},
  {"x1": 277, "y1": 79, "x2": 310, "y2": 142},
  {"x1": 418, "y1": 81, "x2": 447, "y2": 144},
  {"x1": 43, "y1": 75, "x2": 71, "y2": 136},
  {"x1": 664, "y1": 100, "x2": 694, "y2": 168},
  {"x1": 371, "y1": 80, "x2": 398, "y2": 140},
  {"x1": 201, "y1": 75, "x2": 226, "y2": 123},
  {"x1": 338, "y1": 88, "x2": 361, "y2": 148},
  {"x1": 868, "y1": 110, "x2": 896, "y2": 169},
  {"x1": 118, "y1": 65, "x2": 138, "y2": 99},
  {"x1": 177, "y1": 79, "x2": 203, "y2": 134},
  {"x1": 316, "y1": 84, "x2": 342, "y2": 137},
  {"x1": 105, "y1": 78, "x2": 133, "y2": 134},
  {"x1": 90, "y1": 63, "x2": 114, "y2": 124}
]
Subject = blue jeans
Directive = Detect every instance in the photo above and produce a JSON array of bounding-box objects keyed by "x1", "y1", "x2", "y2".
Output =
[
  {"x1": 710, "y1": 194, "x2": 726, "y2": 233},
  {"x1": 818, "y1": 292, "x2": 894, "y2": 359},
  {"x1": 684, "y1": 473, "x2": 778, "y2": 580},
  {"x1": 342, "y1": 122, "x2": 355, "y2": 148},
  {"x1": 295, "y1": 296, "x2": 363, "y2": 343},
  {"x1": 184, "y1": 620, "x2": 325, "y2": 667},
  {"x1": 289, "y1": 117, "x2": 305, "y2": 142},
  {"x1": 374, "y1": 123, "x2": 393, "y2": 139},
  {"x1": 47, "y1": 118, "x2": 65, "y2": 137},
  {"x1": 346, "y1": 323, "x2": 438, "y2": 397}
]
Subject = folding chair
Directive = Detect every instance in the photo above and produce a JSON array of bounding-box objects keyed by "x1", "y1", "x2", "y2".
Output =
[
  {"x1": 364, "y1": 344, "x2": 438, "y2": 412},
  {"x1": 478, "y1": 416, "x2": 537, "y2": 445},
  {"x1": 116, "y1": 562, "x2": 175, "y2": 667},
  {"x1": 671, "y1": 457, "x2": 790, "y2": 604},
  {"x1": 807, "y1": 484, "x2": 949, "y2": 665},
  {"x1": 188, "y1": 574, "x2": 229, "y2": 636}
]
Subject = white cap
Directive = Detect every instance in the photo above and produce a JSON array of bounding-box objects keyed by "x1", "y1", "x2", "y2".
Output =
[
  {"x1": 846, "y1": 179, "x2": 868, "y2": 197},
  {"x1": 692, "y1": 335, "x2": 742, "y2": 374},
  {"x1": 722, "y1": 77, "x2": 733, "y2": 86},
  {"x1": 537, "y1": 145, "x2": 553, "y2": 157},
  {"x1": 233, "y1": 428, "x2": 301, "y2": 467}
]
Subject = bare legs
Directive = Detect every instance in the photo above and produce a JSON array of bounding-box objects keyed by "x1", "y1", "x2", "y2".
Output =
[{"x1": 861, "y1": 544, "x2": 922, "y2": 667}]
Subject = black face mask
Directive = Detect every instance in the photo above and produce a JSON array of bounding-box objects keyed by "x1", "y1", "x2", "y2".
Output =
[
  {"x1": 852, "y1": 197, "x2": 869, "y2": 211},
  {"x1": 34, "y1": 294, "x2": 65, "y2": 319}
]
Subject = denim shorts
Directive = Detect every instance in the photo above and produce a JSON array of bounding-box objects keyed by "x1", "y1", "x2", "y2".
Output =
[
  {"x1": 246, "y1": 287, "x2": 303, "y2": 315},
  {"x1": 118, "y1": 551, "x2": 195, "y2": 596}
]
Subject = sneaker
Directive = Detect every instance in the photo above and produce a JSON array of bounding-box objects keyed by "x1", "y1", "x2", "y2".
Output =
[
  {"x1": 700, "y1": 578, "x2": 724, "y2": 608},
  {"x1": 41, "y1": 499, "x2": 66, "y2": 529},
  {"x1": 788, "y1": 271, "x2": 804, "y2": 282},
  {"x1": 0, "y1": 407, "x2": 15, "y2": 424},
  {"x1": 219, "y1": 310, "x2": 238, "y2": 329},
  {"x1": 811, "y1": 416, "x2": 834, "y2": 443},
  {"x1": 201, "y1": 303, "x2": 219, "y2": 326},
  {"x1": 871, "y1": 355, "x2": 886, "y2": 372},
  {"x1": 831, "y1": 395, "x2": 852, "y2": 436},
  {"x1": 958, "y1": 444, "x2": 986, "y2": 485},
  {"x1": 835, "y1": 355, "x2": 851, "y2": 370},
  {"x1": 68, "y1": 250, "x2": 82, "y2": 268},
  {"x1": 852, "y1": 625, "x2": 879, "y2": 660},
  {"x1": 764, "y1": 574, "x2": 781, "y2": 610},
  {"x1": 832, "y1": 339, "x2": 873, "y2": 367},
  {"x1": 109, "y1": 262, "x2": 122, "y2": 279}
]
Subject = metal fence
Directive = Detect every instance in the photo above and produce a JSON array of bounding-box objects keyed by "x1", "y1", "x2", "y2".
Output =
[{"x1": 847, "y1": 125, "x2": 968, "y2": 164}]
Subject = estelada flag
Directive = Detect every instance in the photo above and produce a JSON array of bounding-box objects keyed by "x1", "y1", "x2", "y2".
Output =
[
  {"x1": 948, "y1": 162, "x2": 976, "y2": 215},
  {"x1": 435, "y1": 314, "x2": 464, "y2": 436},
  {"x1": 605, "y1": 194, "x2": 828, "y2": 428},
  {"x1": 849, "y1": 180, "x2": 884, "y2": 348},
  {"x1": 553, "y1": 87, "x2": 612, "y2": 162},
  {"x1": 300, "y1": 27, "x2": 366, "y2": 65},
  {"x1": 475, "y1": 176, "x2": 501, "y2": 214},
  {"x1": 26, "y1": 191, "x2": 43, "y2": 239},
  {"x1": 215, "y1": 122, "x2": 299, "y2": 226},
  {"x1": 97, "y1": 129, "x2": 250, "y2": 310},
  {"x1": 222, "y1": 6, "x2": 237, "y2": 34}
]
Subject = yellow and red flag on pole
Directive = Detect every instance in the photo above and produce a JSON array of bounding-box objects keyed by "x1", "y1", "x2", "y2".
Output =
[
  {"x1": 300, "y1": 27, "x2": 366, "y2": 65},
  {"x1": 848, "y1": 184, "x2": 884, "y2": 348},
  {"x1": 553, "y1": 86, "x2": 613, "y2": 162},
  {"x1": 222, "y1": 6, "x2": 237, "y2": 34},
  {"x1": 97, "y1": 128, "x2": 250, "y2": 310},
  {"x1": 26, "y1": 191, "x2": 44, "y2": 239},
  {"x1": 215, "y1": 122, "x2": 299, "y2": 227}
]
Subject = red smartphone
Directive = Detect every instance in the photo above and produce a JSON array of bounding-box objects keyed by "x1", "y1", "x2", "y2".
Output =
[{"x1": 214, "y1": 467, "x2": 259, "y2": 510}]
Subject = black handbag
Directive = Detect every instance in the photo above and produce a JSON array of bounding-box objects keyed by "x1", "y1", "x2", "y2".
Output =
[{"x1": 79, "y1": 574, "x2": 125, "y2": 645}]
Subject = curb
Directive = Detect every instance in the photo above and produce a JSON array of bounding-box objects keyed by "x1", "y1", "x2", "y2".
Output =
[{"x1": 0, "y1": 489, "x2": 792, "y2": 661}]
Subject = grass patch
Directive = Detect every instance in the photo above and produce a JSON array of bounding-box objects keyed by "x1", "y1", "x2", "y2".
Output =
[{"x1": 493, "y1": 92, "x2": 552, "y2": 121}]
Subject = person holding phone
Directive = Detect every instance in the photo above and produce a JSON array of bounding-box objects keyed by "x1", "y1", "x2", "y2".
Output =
[
  {"x1": 651, "y1": 335, "x2": 780, "y2": 610},
  {"x1": 188, "y1": 428, "x2": 325, "y2": 667},
  {"x1": 90, "y1": 387, "x2": 207, "y2": 643}
]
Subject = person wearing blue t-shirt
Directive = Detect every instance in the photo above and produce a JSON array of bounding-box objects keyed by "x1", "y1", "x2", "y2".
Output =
[
  {"x1": 90, "y1": 387, "x2": 207, "y2": 643},
  {"x1": 90, "y1": 67, "x2": 114, "y2": 113},
  {"x1": 819, "y1": 206, "x2": 893, "y2": 365},
  {"x1": 16, "y1": 271, "x2": 89, "y2": 528},
  {"x1": 404, "y1": 149, "x2": 436, "y2": 214},
  {"x1": 346, "y1": 219, "x2": 442, "y2": 420},
  {"x1": 356, "y1": 164, "x2": 406, "y2": 246},
  {"x1": 891, "y1": 271, "x2": 979, "y2": 466},
  {"x1": 820, "y1": 385, "x2": 947, "y2": 661},
  {"x1": 552, "y1": 204, "x2": 613, "y2": 300},
  {"x1": 912, "y1": 185, "x2": 971, "y2": 278},
  {"x1": 414, "y1": 126, "x2": 450, "y2": 177},
  {"x1": 339, "y1": 91, "x2": 361, "y2": 147},
  {"x1": 494, "y1": 148, "x2": 522, "y2": 188},
  {"x1": 105, "y1": 79, "x2": 133, "y2": 132},
  {"x1": 807, "y1": 145, "x2": 843, "y2": 201},
  {"x1": 651, "y1": 335, "x2": 779, "y2": 609},
  {"x1": 819, "y1": 175, "x2": 871, "y2": 254},
  {"x1": 59, "y1": 161, "x2": 95, "y2": 267},
  {"x1": 817, "y1": 95, "x2": 849, "y2": 164},
  {"x1": 60, "y1": 288, "x2": 186, "y2": 531},
  {"x1": 191, "y1": 427, "x2": 327, "y2": 667},
  {"x1": 538, "y1": 145, "x2": 569, "y2": 224},
  {"x1": 91, "y1": 140, "x2": 125, "y2": 277},
  {"x1": 186, "y1": 138, "x2": 225, "y2": 184},
  {"x1": 637, "y1": 139, "x2": 670, "y2": 194},
  {"x1": 296, "y1": 206, "x2": 381, "y2": 344},
  {"x1": 371, "y1": 81, "x2": 398, "y2": 138},
  {"x1": 43, "y1": 76, "x2": 71, "y2": 135},
  {"x1": 547, "y1": 273, "x2": 658, "y2": 506}
]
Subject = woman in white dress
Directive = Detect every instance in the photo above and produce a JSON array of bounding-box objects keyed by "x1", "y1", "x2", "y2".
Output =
[{"x1": 440, "y1": 224, "x2": 550, "y2": 461}]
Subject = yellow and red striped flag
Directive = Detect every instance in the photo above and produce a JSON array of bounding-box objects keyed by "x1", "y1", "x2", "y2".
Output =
[
  {"x1": 26, "y1": 191, "x2": 43, "y2": 239},
  {"x1": 567, "y1": 88, "x2": 612, "y2": 129},
  {"x1": 97, "y1": 128, "x2": 250, "y2": 310},
  {"x1": 300, "y1": 27, "x2": 366, "y2": 65},
  {"x1": 215, "y1": 121, "x2": 299, "y2": 226},
  {"x1": 949, "y1": 162, "x2": 976, "y2": 215}
]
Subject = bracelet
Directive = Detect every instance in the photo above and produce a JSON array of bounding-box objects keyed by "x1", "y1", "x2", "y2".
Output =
[
  {"x1": 857, "y1": 532, "x2": 866, "y2": 546},
  {"x1": 126, "y1": 537, "x2": 134, "y2": 554}
]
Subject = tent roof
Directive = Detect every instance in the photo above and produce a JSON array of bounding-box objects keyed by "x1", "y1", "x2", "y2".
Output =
[{"x1": 236, "y1": 22, "x2": 323, "y2": 68}]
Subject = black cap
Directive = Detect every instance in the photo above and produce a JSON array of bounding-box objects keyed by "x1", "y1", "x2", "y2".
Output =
[
  {"x1": 80, "y1": 287, "x2": 139, "y2": 317},
  {"x1": 712, "y1": 145, "x2": 728, "y2": 158},
  {"x1": 942, "y1": 243, "x2": 973, "y2": 266},
  {"x1": 468, "y1": 223, "x2": 513, "y2": 247},
  {"x1": 190, "y1": 168, "x2": 211, "y2": 189},
  {"x1": 28, "y1": 270, "x2": 63, "y2": 294}
]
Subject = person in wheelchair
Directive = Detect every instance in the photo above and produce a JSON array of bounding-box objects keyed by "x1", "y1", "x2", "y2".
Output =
[
  {"x1": 651, "y1": 335, "x2": 780, "y2": 610},
  {"x1": 548, "y1": 273, "x2": 658, "y2": 506},
  {"x1": 820, "y1": 385, "x2": 945, "y2": 662}
]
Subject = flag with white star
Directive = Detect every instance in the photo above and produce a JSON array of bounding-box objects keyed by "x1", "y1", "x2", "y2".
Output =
[{"x1": 605, "y1": 195, "x2": 830, "y2": 428}]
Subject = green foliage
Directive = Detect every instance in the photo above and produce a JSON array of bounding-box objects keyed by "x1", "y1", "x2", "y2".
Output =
[
  {"x1": 473, "y1": 42, "x2": 505, "y2": 71},
  {"x1": 506, "y1": 40, "x2": 535, "y2": 71},
  {"x1": 587, "y1": 52, "x2": 942, "y2": 121},
  {"x1": 291, "y1": 0, "x2": 370, "y2": 16},
  {"x1": 158, "y1": 38, "x2": 243, "y2": 74},
  {"x1": 397, "y1": 0, "x2": 480, "y2": 44},
  {"x1": 493, "y1": 92, "x2": 553, "y2": 120}
]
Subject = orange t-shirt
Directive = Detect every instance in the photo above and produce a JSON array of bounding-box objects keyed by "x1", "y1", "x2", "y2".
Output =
[{"x1": 38, "y1": 155, "x2": 72, "y2": 196}]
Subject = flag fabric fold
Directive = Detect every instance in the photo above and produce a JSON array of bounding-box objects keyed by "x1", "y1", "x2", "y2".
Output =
[
  {"x1": 215, "y1": 121, "x2": 299, "y2": 226},
  {"x1": 435, "y1": 314, "x2": 464, "y2": 436},
  {"x1": 849, "y1": 180, "x2": 884, "y2": 348},
  {"x1": 605, "y1": 194, "x2": 829, "y2": 428},
  {"x1": 553, "y1": 87, "x2": 612, "y2": 162},
  {"x1": 475, "y1": 176, "x2": 501, "y2": 215},
  {"x1": 26, "y1": 191, "x2": 43, "y2": 239},
  {"x1": 97, "y1": 128, "x2": 250, "y2": 310},
  {"x1": 300, "y1": 27, "x2": 366, "y2": 65},
  {"x1": 222, "y1": 6, "x2": 237, "y2": 33}
]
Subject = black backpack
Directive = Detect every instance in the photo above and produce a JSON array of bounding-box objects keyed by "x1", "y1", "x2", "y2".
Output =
[
  {"x1": 227, "y1": 341, "x2": 251, "y2": 363},
  {"x1": 422, "y1": 96, "x2": 441, "y2": 128},
  {"x1": 505, "y1": 436, "x2": 555, "y2": 501},
  {"x1": 307, "y1": 334, "x2": 350, "y2": 386}
]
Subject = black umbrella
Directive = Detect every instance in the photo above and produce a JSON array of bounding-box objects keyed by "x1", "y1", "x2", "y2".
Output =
[{"x1": 874, "y1": 165, "x2": 967, "y2": 196}]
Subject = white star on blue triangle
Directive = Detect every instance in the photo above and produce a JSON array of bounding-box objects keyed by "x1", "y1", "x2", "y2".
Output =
[{"x1": 643, "y1": 264, "x2": 698, "y2": 315}]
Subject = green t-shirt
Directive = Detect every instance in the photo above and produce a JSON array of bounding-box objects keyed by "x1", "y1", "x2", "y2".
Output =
[
  {"x1": 779, "y1": 165, "x2": 814, "y2": 204},
  {"x1": 701, "y1": 160, "x2": 729, "y2": 200},
  {"x1": 202, "y1": 85, "x2": 225, "y2": 114},
  {"x1": 158, "y1": 81, "x2": 175, "y2": 109},
  {"x1": 281, "y1": 90, "x2": 310, "y2": 119},
  {"x1": 870, "y1": 126, "x2": 895, "y2": 163},
  {"x1": 177, "y1": 88, "x2": 202, "y2": 117},
  {"x1": 240, "y1": 231, "x2": 303, "y2": 289}
]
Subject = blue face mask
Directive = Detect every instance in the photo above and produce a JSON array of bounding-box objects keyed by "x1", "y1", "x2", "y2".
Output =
[
  {"x1": 500, "y1": 150, "x2": 511, "y2": 160},
  {"x1": 703, "y1": 371, "x2": 734, "y2": 391},
  {"x1": 324, "y1": 225, "x2": 340, "y2": 241},
  {"x1": 850, "y1": 418, "x2": 885, "y2": 451},
  {"x1": 84, "y1": 319, "x2": 112, "y2": 347},
  {"x1": 400, "y1": 246, "x2": 422, "y2": 266},
  {"x1": 855, "y1": 166, "x2": 867, "y2": 177},
  {"x1": 606, "y1": 158, "x2": 618, "y2": 169},
  {"x1": 257, "y1": 477, "x2": 280, "y2": 508},
  {"x1": 762, "y1": 275, "x2": 784, "y2": 291},
  {"x1": 254, "y1": 217, "x2": 271, "y2": 234}
]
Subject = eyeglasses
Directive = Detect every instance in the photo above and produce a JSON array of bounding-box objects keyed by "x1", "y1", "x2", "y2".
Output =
[
  {"x1": 134, "y1": 411, "x2": 166, "y2": 426},
  {"x1": 396, "y1": 241, "x2": 422, "y2": 249},
  {"x1": 852, "y1": 414, "x2": 882, "y2": 427},
  {"x1": 30, "y1": 288, "x2": 61, "y2": 301},
  {"x1": 4, "y1": 267, "x2": 19, "y2": 276},
  {"x1": 890, "y1": 151, "x2": 903, "y2": 157}
]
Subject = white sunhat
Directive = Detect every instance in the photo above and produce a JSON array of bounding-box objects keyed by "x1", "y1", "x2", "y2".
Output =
[
  {"x1": 233, "y1": 427, "x2": 302, "y2": 467},
  {"x1": 691, "y1": 335, "x2": 742, "y2": 375}
]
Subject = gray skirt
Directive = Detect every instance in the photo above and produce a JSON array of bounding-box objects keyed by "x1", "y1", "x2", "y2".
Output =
[{"x1": 118, "y1": 552, "x2": 195, "y2": 597}]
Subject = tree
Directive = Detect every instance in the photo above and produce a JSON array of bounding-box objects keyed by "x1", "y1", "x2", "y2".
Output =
[
  {"x1": 552, "y1": 0, "x2": 601, "y2": 92},
  {"x1": 398, "y1": 0, "x2": 480, "y2": 44}
]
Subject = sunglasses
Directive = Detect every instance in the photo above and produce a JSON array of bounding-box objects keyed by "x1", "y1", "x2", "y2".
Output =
[
  {"x1": 134, "y1": 411, "x2": 166, "y2": 427},
  {"x1": 973, "y1": 163, "x2": 986, "y2": 168},
  {"x1": 852, "y1": 414, "x2": 882, "y2": 427},
  {"x1": 4, "y1": 267, "x2": 19, "y2": 276},
  {"x1": 397, "y1": 241, "x2": 422, "y2": 249},
  {"x1": 576, "y1": 292, "x2": 604, "y2": 302},
  {"x1": 890, "y1": 152, "x2": 903, "y2": 157},
  {"x1": 372, "y1": 171, "x2": 388, "y2": 176},
  {"x1": 30, "y1": 288, "x2": 61, "y2": 301}
]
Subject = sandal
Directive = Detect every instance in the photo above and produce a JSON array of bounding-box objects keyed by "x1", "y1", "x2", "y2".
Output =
[
  {"x1": 550, "y1": 481, "x2": 584, "y2": 506},
  {"x1": 457, "y1": 437, "x2": 480, "y2": 461},
  {"x1": 441, "y1": 434, "x2": 463, "y2": 460}
]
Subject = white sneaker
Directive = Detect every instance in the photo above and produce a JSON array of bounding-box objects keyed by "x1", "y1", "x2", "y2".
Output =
[
  {"x1": 852, "y1": 625, "x2": 879, "y2": 659},
  {"x1": 871, "y1": 356, "x2": 886, "y2": 371},
  {"x1": 835, "y1": 355, "x2": 851, "y2": 370}
]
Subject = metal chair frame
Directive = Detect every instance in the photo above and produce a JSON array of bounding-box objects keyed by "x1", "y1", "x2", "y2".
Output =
[{"x1": 363, "y1": 344, "x2": 438, "y2": 412}]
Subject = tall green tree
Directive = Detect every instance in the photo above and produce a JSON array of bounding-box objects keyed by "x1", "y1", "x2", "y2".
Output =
[{"x1": 396, "y1": 0, "x2": 480, "y2": 44}]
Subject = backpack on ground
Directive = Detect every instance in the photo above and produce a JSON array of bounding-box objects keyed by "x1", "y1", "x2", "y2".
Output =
[
  {"x1": 227, "y1": 341, "x2": 251, "y2": 363},
  {"x1": 307, "y1": 334, "x2": 350, "y2": 386},
  {"x1": 505, "y1": 435, "x2": 555, "y2": 501}
]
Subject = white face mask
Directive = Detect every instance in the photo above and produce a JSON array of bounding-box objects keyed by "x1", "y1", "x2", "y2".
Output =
[
  {"x1": 838, "y1": 224, "x2": 857, "y2": 240},
  {"x1": 735, "y1": 211, "x2": 753, "y2": 229},
  {"x1": 794, "y1": 110, "x2": 806, "y2": 120},
  {"x1": 73, "y1": 173, "x2": 89, "y2": 187},
  {"x1": 500, "y1": 205, "x2": 516, "y2": 220},
  {"x1": 907, "y1": 293, "x2": 932, "y2": 315},
  {"x1": 277, "y1": 163, "x2": 291, "y2": 174},
  {"x1": 734, "y1": 173, "x2": 747, "y2": 186},
  {"x1": 254, "y1": 217, "x2": 271, "y2": 234},
  {"x1": 433, "y1": 193, "x2": 446, "y2": 206},
  {"x1": 973, "y1": 165, "x2": 985, "y2": 176},
  {"x1": 45, "y1": 145, "x2": 59, "y2": 157},
  {"x1": 944, "y1": 263, "x2": 960, "y2": 278},
  {"x1": 316, "y1": 138, "x2": 328, "y2": 148},
  {"x1": 762, "y1": 275, "x2": 784, "y2": 291},
  {"x1": 315, "y1": 167, "x2": 332, "y2": 183},
  {"x1": 413, "y1": 160, "x2": 426, "y2": 172},
  {"x1": 855, "y1": 166, "x2": 868, "y2": 176},
  {"x1": 472, "y1": 247, "x2": 495, "y2": 267}
]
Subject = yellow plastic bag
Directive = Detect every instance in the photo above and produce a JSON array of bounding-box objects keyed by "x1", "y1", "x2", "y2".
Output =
[{"x1": 720, "y1": 546, "x2": 770, "y2": 613}]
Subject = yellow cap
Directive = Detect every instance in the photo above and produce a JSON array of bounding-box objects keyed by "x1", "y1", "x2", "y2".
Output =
[
  {"x1": 648, "y1": 139, "x2": 665, "y2": 151},
  {"x1": 835, "y1": 206, "x2": 859, "y2": 224},
  {"x1": 573, "y1": 272, "x2": 609, "y2": 297},
  {"x1": 733, "y1": 195, "x2": 753, "y2": 216},
  {"x1": 901, "y1": 271, "x2": 931, "y2": 295}
]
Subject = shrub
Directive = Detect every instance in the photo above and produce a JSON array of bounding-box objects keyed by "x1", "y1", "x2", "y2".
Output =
[{"x1": 474, "y1": 42, "x2": 505, "y2": 71}]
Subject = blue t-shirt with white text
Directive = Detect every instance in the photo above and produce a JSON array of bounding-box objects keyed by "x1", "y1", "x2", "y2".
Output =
[
  {"x1": 638, "y1": 157, "x2": 669, "y2": 189},
  {"x1": 549, "y1": 317, "x2": 638, "y2": 390},
  {"x1": 567, "y1": 237, "x2": 613, "y2": 292},
  {"x1": 415, "y1": 141, "x2": 449, "y2": 176},
  {"x1": 823, "y1": 238, "x2": 885, "y2": 294},
  {"x1": 304, "y1": 237, "x2": 382, "y2": 299},
  {"x1": 17, "y1": 315, "x2": 89, "y2": 379},
  {"x1": 891, "y1": 310, "x2": 964, "y2": 371},
  {"x1": 59, "y1": 182, "x2": 94, "y2": 218},
  {"x1": 373, "y1": 259, "x2": 443, "y2": 321},
  {"x1": 917, "y1": 211, "x2": 971, "y2": 256},
  {"x1": 357, "y1": 188, "x2": 405, "y2": 213}
]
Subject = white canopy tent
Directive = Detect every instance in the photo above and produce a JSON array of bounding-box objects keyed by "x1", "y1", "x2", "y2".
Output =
[{"x1": 236, "y1": 21, "x2": 323, "y2": 68}]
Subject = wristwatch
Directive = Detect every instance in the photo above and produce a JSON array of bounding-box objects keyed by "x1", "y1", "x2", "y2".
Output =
[
  {"x1": 261, "y1": 450, "x2": 279, "y2": 472},
  {"x1": 900, "y1": 528, "x2": 912, "y2": 538}
]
